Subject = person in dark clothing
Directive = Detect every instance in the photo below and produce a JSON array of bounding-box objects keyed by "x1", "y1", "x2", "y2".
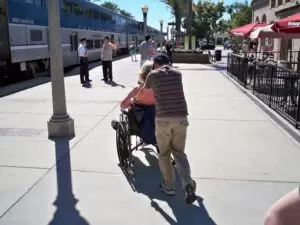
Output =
[
  {"x1": 165, "y1": 41, "x2": 173, "y2": 65},
  {"x1": 78, "y1": 37, "x2": 91, "y2": 85}
]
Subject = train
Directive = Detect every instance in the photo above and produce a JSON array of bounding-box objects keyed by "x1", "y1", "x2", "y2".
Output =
[{"x1": 0, "y1": 0, "x2": 164, "y2": 85}]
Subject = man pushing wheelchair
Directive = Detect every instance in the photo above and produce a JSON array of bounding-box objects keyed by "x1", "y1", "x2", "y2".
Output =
[{"x1": 112, "y1": 53, "x2": 196, "y2": 204}]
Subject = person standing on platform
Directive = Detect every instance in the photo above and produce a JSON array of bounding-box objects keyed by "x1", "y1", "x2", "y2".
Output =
[
  {"x1": 165, "y1": 41, "x2": 173, "y2": 65},
  {"x1": 139, "y1": 35, "x2": 154, "y2": 68},
  {"x1": 101, "y1": 36, "x2": 117, "y2": 82},
  {"x1": 129, "y1": 41, "x2": 137, "y2": 62},
  {"x1": 78, "y1": 37, "x2": 91, "y2": 85}
]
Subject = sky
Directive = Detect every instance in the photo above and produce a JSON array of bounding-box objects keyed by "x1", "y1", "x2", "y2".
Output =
[{"x1": 110, "y1": 0, "x2": 234, "y2": 30}]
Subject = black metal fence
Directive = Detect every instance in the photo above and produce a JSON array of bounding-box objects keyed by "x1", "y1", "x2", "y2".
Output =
[
  {"x1": 227, "y1": 54, "x2": 249, "y2": 87},
  {"x1": 227, "y1": 52, "x2": 300, "y2": 128}
]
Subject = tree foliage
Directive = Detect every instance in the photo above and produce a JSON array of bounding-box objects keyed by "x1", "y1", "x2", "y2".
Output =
[
  {"x1": 119, "y1": 9, "x2": 134, "y2": 19},
  {"x1": 230, "y1": 1, "x2": 252, "y2": 28},
  {"x1": 99, "y1": 1, "x2": 134, "y2": 19},
  {"x1": 101, "y1": 1, "x2": 120, "y2": 12},
  {"x1": 187, "y1": 0, "x2": 226, "y2": 39}
]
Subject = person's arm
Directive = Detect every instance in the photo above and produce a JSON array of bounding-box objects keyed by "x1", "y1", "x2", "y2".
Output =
[
  {"x1": 131, "y1": 74, "x2": 152, "y2": 104},
  {"x1": 109, "y1": 41, "x2": 117, "y2": 49},
  {"x1": 120, "y1": 87, "x2": 138, "y2": 109}
]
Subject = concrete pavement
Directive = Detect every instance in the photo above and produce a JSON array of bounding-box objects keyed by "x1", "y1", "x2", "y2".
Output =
[{"x1": 0, "y1": 56, "x2": 300, "y2": 225}]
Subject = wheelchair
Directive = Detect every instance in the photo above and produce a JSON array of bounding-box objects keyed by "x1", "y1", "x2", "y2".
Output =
[{"x1": 115, "y1": 104, "x2": 175, "y2": 169}]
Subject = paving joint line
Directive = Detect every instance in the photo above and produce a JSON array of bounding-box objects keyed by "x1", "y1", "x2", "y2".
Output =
[
  {"x1": 189, "y1": 118, "x2": 270, "y2": 122},
  {"x1": 0, "y1": 102, "x2": 119, "y2": 220},
  {"x1": 0, "y1": 165, "x2": 49, "y2": 170},
  {"x1": 193, "y1": 176, "x2": 300, "y2": 184}
]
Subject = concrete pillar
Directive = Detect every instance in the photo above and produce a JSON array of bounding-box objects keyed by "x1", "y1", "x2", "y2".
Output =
[{"x1": 47, "y1": 0, "x2": 75, "y2": 138}]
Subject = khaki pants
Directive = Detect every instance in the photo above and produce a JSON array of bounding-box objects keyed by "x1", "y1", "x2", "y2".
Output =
[{"x1": 155, "y1": 117, "x2": 192, "y2": 189}]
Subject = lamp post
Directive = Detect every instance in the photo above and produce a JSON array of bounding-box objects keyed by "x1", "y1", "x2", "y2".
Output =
[
  {"x1": 187, "y1": 0, "x2": 193, "y2": 49},
  {"x1": 47, "y1": 0, "x2": 75, "y2": 138},
  {"x1": 167, "y1": 26, "x2": 169, "y2": 40},
  {"x1": 159, "y1": 19, "x2": 164, "y2": 51},
  {"x1": 141, "y1": 4, "x2": 149, "y2": 37}
]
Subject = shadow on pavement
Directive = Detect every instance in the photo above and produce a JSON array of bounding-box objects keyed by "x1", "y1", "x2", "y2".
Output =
[
  {"x1": 105, "y1": 80, "x2": 125, "y2": 88},
  {"x1": 48, "y1": 138, "x2": 89, "y2": 225},
  {"x1": 123, "y1": 148, "x2": 216, "y2": 225},
  {"x1": 0, "y1": 54, "x2": 129, "y2": 98}
]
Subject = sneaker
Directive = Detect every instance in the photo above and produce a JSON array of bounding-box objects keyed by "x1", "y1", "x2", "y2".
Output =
[
  {"x1": 159, "y1": 182, "x2": 175, "y2": 196},
  {"x1": 111, "y1": 120, "x2": 119, "y2": 130},
  {"x1": 185, "y1": 180, "x2": 196, "y2": 204}
]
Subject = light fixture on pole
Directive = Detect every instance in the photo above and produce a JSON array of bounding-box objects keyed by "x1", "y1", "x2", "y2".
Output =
[
  {"x1": 159, "y1": 19, "x2": 164, "y2": 51},
  {"x1": 47, "y1": 0, "x2": 75, "y2": 138},
  {"x1": 141, "y1": 4, "x2": 149, "y2": 37}
]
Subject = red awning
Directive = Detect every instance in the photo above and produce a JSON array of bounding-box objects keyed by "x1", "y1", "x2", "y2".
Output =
[
  {"x1": 272, "y1": 13, "x2": 300, "y2": 33},
  {"x1": 229, "y1": 22, "x2": 267, "y2": 37}
]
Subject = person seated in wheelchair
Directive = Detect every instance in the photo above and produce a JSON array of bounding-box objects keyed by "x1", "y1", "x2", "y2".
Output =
[{"x1": 111, "y1": 61, "x2": 155, "y2": 131}]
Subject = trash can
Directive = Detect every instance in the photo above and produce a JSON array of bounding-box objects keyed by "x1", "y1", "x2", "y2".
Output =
[{"x1": 215, "y1": 50, "x2": 222, "y2": 61}]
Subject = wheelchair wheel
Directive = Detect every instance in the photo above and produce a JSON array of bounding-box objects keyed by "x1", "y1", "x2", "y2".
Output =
[{"x1": 116, "y1": 121, "x2": 130, "y2": 168}]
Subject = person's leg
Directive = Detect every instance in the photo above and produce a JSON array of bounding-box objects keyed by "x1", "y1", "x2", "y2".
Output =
[
  {"x1": 79, "y1": 59, "x2": 85, "y2": 84},
  {"x1": 155, "y1": 117, "x2": 175, "y2": 194},
  {"x1": 102, "y1": 61, "x2": 108, "y2": 81},
  {"x1": 170, "y1": 117, "x2": 196, "y2": 203},
  {"x1": 130, "y1": 52, "x2": 133, "y2": 61},
  {"x1": 84, "y1": 60, "x2": 90, "y2": 82},
  {"x1": 140, "y1": 59, "x2": 144, "y2": 68},
  {"x1": 134, "y1": 53, "x2": 137, "y2": 61},
  {"x1": 108, "y1": 60, "x2": 113, "y2": 81},
  {"x1": 264, "y1": 188, "x2": 300, "y2": 225}
]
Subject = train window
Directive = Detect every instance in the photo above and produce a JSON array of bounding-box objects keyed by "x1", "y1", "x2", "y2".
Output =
[
  {"x1": 110, "y1": 35, "x2": 114, "y2": 42},
  {"x1": 100, "y1": 12, "x2": 107, "y2": 21},
  {"x1": 93, "y1": 11, "x2": 100, "y2": 20},
  {"x1": 85, "y1": 8, "x2": 92, "y2": 18},
  {"x1": 70, "y1": 35, "x2": 73, "y2": 51},
  {"x1": 86, "y1": 40, "x2": 94, "y2": 49},
  {"x1": 74, "y1": 4, "x2": 83, "y2": 16},
  {"x1": 30, "y1": 30, "x2": 42, "y2": 42},
  {"x1": 34, "y1": 0, "x2": 42, "y2": 6},
  {"x1": 94, "y1": 40, "x2": 101, "y2": 48},
  {"x1": 62, "y1": 1, "x2": 72, "y2": 13},
  {"x1": 25, "y1": 0, "x2": 42, "y2": 6}
]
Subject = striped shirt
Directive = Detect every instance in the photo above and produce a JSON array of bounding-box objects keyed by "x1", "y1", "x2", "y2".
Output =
[{"x1": 144, "y1": 65, "x2": 188, "y2": 117}]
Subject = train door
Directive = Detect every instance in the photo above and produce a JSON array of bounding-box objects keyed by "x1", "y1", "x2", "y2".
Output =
[
  {"x1": 0, "y1": 0, "x2": 10, "y2": 63},
  {"x1": 69, "y1": 32, "x2": 78, "y2": 66}
]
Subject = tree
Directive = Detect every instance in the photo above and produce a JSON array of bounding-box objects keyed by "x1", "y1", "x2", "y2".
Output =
[
  {"x1": 230, "y1": 1, "x2": 252, "y2": 28},
  {"x1": 160, "y1": 0, "x2": 185, "y2": 33},
  {"x1": 194, "y1": 0, "x2": 226, "y2": 39},
  {"x1": 101, "y1": 1, "x2": 120, "y2": 12},
  {"x1": 119, "y1": 9, "x2": 134, "y2": 19}
]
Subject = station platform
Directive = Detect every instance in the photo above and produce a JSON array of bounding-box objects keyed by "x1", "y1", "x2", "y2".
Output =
[{"x1": 0, "y1": 55, "x2": 299, "y2": 225}]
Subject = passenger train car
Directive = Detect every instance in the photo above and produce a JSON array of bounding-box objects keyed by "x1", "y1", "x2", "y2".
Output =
[{"x1": 0, "y1": 0, "x2": 163, "y2": 85}]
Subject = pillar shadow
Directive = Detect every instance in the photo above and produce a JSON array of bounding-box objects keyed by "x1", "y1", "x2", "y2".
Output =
[
  {"x1": 48, "y1": 138, "x2": 89, "y2": 225},
  {"x1": 123, "y1": 148, "x2": 216, "y2": 225}
]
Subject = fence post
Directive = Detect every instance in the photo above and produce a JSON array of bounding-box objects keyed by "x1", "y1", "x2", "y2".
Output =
[
  {"x1": 243, "y1": 57, "x2": 248, "y2": 88},
  {"x1": 269, "y1": 66, "x2": 275, "y2": 107},
  {"x1": 296, "y1": 84, "x2": 300, "y2": 128}
]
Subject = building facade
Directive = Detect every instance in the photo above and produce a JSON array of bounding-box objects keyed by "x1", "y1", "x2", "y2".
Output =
[{"x1": 252, "y1": 0, "x2": 300, "y2": 57}]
